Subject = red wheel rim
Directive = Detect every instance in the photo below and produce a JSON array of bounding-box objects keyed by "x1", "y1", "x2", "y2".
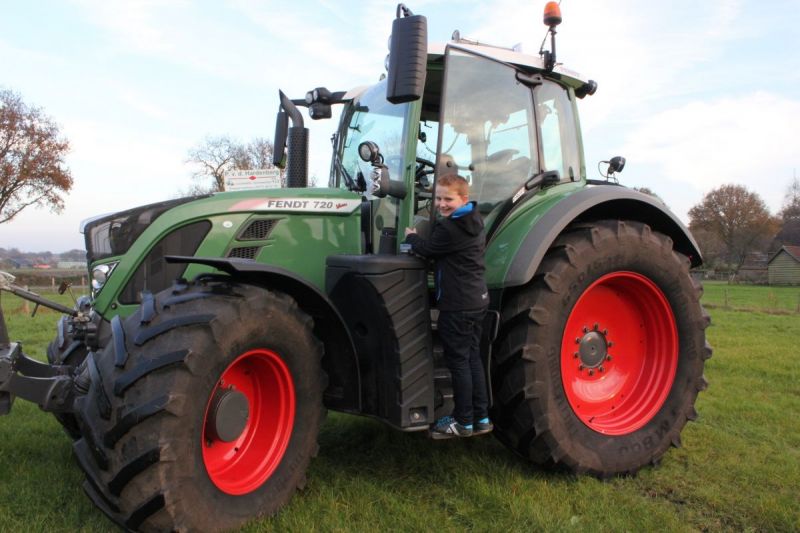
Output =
[
  {"x1": 202, "y1": 349, "x2": 295, "y2": 495},
  {"x1": 561, "y1": 272, "x2": 678, "y2": 435}
]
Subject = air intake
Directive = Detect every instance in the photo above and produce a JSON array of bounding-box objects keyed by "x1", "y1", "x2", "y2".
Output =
[
  {"x1": 228, "y1": 247, "x2": 261, "y2": 260},
  {"x1": 238, "y1": 219, "x2": 278, "y2": 241}
]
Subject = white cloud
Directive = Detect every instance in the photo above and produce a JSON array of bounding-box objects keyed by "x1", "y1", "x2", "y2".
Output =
[
  {"x1": 0, "y1": 115, "x2": 192, "y2": 252},
  {"x1": 621, "y1": 91, "x2": 800, "y2": 217}
]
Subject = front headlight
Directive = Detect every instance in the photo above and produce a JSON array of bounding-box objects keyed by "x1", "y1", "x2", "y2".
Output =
[{"x1": 91, "y1": 262, "x2": 118, "y2": 294}]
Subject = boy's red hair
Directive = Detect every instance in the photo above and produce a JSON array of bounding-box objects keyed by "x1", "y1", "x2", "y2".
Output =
[{"x1": 437, "y1": 174, "x2": 469, "y2": 197}]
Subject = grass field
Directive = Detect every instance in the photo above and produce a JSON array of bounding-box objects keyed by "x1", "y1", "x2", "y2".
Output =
[
  {"x1": 701, "y1": 280, "x2": 800, "y2": 314},
  {"x1": 0, "y1": 286, "x2": 798, "y2": 532}
]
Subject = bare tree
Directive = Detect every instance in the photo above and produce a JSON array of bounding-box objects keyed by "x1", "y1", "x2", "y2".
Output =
[
  {"x1": 0, "y1": 88, "x2": 72, "y2": 223},
  {"x1": 774, "y1": 176, "x2": 800, "y2": 246},
  {"x1": 231, "y1": 137, "x2": 274, "y2": 171},
  {"x1": 186, "y1": 136, "x2": 279, "y2": 194},
  {"x1": 186, "y1": 135, "x2": 238, "y2": 193},
  {"x1": 688, "y1": 184, "x2": 779, "y2": 274}
]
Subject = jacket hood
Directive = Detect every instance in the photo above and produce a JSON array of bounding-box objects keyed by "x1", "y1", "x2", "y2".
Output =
[{"x1": 450, "y1": 201, "x2": 483, "y2": 237}]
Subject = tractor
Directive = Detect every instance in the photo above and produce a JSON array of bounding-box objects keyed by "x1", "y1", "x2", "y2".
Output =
[{"x1": 0, "y1": 3, "x2": 710, "y2": 531}]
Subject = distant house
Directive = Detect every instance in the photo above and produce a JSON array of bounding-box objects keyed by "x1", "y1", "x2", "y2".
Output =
[
  {"x1": 768, "y1": 245, "x2": 800, "y2": 286},
  {"x1": 33, "y1": 263, "x2": 52, "y2": 270}
]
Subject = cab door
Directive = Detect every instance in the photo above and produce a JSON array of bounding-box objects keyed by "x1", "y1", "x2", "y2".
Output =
[{"x1": 424, "y1": 46, "x2": 582, "y2": 232}]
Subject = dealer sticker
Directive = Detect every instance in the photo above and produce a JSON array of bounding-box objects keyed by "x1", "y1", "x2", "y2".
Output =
[{"x1": 228, "y1": 197, "x2": 361, "y2": 214}]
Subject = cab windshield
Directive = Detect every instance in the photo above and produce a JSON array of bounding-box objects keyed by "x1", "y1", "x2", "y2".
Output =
[{"x1": 334, "y1": 80, "x2": 410, "y2": 189}]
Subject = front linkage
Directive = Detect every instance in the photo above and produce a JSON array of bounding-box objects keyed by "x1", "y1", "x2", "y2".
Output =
[{"x1": 0, "y1": 271, "x2": 85, "y2": 416}]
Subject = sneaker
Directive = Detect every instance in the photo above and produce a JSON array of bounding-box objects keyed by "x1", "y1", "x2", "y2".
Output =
[
  {"x1": 430, "y1": 416, "x2": 473, "y2": 439},
  {"x1": 473, "y1": 418, "x2": 493, "y2": 436}
]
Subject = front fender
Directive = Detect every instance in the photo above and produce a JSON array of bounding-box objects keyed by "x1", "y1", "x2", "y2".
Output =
[{"x1": 165, "y1": 256, "x2": 361, "y2": 412}]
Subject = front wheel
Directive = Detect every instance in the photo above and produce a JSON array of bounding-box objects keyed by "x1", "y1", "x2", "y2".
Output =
[
  {"x1": 47, "y1": 308, "x2": 91, "y2": 439},
  {"x1": 491, "y1": 220, "x2": 711, "y2": 476},
  {"x1": 73, "y1": 279, "x2": 326, "y2": 531}
]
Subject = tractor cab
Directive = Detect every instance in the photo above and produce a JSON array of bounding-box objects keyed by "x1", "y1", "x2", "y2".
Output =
[{"x1": 328, "y1": 27, "x2": 594, "y2": 255}]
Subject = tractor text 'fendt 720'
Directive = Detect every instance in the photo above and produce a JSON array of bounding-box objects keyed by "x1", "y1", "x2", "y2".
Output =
[{"x1": 0, "y1": 3, "x2": 710, "y2": 531}]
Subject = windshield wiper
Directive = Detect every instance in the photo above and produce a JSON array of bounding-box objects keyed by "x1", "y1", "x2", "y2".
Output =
[{"x1": 333, "y1": 149, "x2": 358, "y2": 191}]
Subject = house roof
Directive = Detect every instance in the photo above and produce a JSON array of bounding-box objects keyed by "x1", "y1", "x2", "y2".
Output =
[{"x1": 768, "y1": 245, "x2": 800, "y2": 265}]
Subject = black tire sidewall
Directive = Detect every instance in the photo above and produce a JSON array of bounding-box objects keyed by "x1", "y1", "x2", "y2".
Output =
[
  {"x1": 495, "y1": 222, "x2": 707, "y2": 475},
  {"x1": 182, "y1": 302, "x2": 324, "y2": 521}
]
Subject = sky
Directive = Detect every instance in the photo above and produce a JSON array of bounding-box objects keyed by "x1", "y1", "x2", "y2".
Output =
[{"x1": 1, "y1": 0, "x2": 799, "y2": 253}]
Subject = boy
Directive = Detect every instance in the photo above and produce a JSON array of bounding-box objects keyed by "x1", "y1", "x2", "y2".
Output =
[{"x1": 404, "y1": 174, "x2": 492, "y2": 439}]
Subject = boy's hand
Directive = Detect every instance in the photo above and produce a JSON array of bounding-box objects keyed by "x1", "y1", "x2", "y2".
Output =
[{"x1": 404, "y1": 227, "x2": 417, "y2": 236}]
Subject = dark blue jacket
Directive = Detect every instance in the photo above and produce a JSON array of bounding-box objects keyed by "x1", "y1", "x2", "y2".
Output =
[{"x1": 404, "y1": 202, "x2": 488, "y2": 311}]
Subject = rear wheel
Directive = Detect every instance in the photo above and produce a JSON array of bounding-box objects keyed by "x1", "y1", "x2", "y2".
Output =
[
  {"x1": 491, "y1": 220, "x2": 711, "y2": 476},
  {"x1": 73, "y1": 278, "x2": 325, "y2": 531}
]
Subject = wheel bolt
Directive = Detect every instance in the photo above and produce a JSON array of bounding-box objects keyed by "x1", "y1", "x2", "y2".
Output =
[
  {"x1": 579, "y1": 364, "x2": 584, "y2": 371},
  {"x1": 582, "y1": 326, "x2": 589, "y2": 333},
  {"x1": 599, "y1": 366, "x2": 605, "y2": 372},
  {"x1": 603, "y1": 329, "x2": 608, "y2": 335},
  {"x1": 606, "y1": 355, "x2": 613, "y2": 361},
  {"x1": 588, "y1": 369, "x2": 595, "y2": 376},
  {"x1": 608, "y1": 341, "x2": 614, "y2": 348},
  {"x1": 575, "y1": 337, "x2": 581, "y2": 344},
  {"x1": 593, "y1": 323, "x2": 599, "y2": 330},
  {"x1": 573, "y1": 352, "x2": 579, "y2": 358}
]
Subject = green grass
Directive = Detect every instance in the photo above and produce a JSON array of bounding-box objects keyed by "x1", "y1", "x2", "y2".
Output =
[
  {"x1": 1, "y1": 288, "x2": 799, "y2": 532},
  {"x1": 701, "y1": 280, "x2": 800, "y2": 313}
]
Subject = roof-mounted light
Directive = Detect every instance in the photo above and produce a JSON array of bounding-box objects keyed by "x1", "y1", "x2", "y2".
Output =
[
  {"x1": 543, "y1": 2, "x2": 562, "y2": 27},
  {"x1": 539, "y1": 2, "x2": 562, "y2": 71}
]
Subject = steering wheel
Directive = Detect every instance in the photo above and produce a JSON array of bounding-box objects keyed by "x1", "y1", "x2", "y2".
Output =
[{"x1": 415, "y1": 157, "x2": 436, "y2": 191}]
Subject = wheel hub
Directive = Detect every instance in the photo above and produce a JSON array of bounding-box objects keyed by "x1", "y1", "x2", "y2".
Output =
[
  {"x1": 561, "y1": 271, "x2": 679, "y2": 435},
  {"x1": 578, "y1": 330, "x2": 607, "y2": 368},
  {"x1": 206, "y1": 388, "x2": 250, "y2": 442}
]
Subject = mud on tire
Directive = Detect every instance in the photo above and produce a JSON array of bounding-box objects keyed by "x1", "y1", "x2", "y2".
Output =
[
  {"x1": 491, "y1": 220, "x2": 711, "y2": 476},
  {"x1": 72, "y1": 278, "x2": 326, "y2": 531}
]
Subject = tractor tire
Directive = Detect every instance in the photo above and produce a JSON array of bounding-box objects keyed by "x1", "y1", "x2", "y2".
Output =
[
  {"x1": 491, "y1": 220, "x2": 711, "y2": 476},
  {"x1": 47, "y1": 315, "x2": 90, "y2": 367},
  {"x1": 72, "y1": 278, "x2": 326, "y2": 532},
  {"x1": 47, "y1": 314, "x2": 90, "y2": 439}
]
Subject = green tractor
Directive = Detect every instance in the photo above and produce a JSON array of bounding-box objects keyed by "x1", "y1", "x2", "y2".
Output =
[{"x1": 0, "y1": 4, "x2": 710, "y2": 531}]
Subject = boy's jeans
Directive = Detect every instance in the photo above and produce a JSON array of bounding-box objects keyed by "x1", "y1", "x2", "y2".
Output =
[{"x1": 438, "y1": 308, "x2": 489, "y2": 426}]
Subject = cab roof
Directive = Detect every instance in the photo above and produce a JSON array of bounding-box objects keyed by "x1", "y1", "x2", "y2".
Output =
[{"x1": 427, "y1": 41, "x2": 590, "y2": 90}]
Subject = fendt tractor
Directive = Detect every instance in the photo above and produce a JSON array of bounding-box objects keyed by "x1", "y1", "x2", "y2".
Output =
[{"x1": 0, "y1": 4, "x2": 710, "y2": 531}]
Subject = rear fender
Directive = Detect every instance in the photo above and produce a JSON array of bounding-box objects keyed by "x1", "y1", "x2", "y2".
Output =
[
  {"x1": 503, "y1": 186, "x2": 702, "y2": 288},
  {"x1": 165, "y1": 256, "x2": 360, "y2": 412}
]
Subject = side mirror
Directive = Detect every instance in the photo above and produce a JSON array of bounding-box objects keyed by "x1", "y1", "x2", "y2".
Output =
[
  {"x1": 358, "y1": 141, "x2": 407, "y2": 199},
  {"x1": 386, "y1": 5, "x2": 427, "y2": 104},
  {"x1": 609, "y1": 156, "x2": 626, "y2": 174}
]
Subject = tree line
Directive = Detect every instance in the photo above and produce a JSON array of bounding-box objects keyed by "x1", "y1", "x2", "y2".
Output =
[{"x1": 688, "y1": 180, "x2": 800, "y2": 276}]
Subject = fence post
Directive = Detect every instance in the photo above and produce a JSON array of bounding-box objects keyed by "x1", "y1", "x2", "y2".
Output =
[{"x1": 724, "y1": 289, "x2": 729, "y2": 310}]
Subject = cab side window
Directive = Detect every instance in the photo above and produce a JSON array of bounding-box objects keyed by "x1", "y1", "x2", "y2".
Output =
[
  {"x1": 535, "y1": 81, "x2": 581, "y2": 182},
  {"x1": 437, "y1": 49, "x2": 538, "y2": 212}
]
